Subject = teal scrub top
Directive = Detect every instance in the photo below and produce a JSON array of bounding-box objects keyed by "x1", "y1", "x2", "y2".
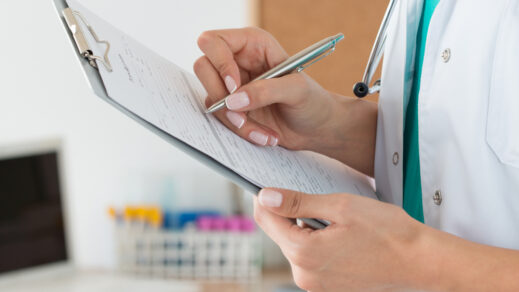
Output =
[{"x1": 403, "y1": 0, "x2": 440, "y2": 222}]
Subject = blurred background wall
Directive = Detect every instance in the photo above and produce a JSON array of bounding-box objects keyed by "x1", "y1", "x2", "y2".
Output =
[{"x1": 258, "y1": 0, "x2": 386, "y2": 102}]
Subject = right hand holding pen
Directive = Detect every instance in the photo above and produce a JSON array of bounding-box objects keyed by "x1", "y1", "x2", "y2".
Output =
[{"x1": 194, "y1": 27, "x2": 338, "y2": 150}]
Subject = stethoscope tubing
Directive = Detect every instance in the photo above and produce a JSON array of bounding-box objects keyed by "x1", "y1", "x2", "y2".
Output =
[{"x1": 354, "y1": 0, "x2": 398, "y2": 98}]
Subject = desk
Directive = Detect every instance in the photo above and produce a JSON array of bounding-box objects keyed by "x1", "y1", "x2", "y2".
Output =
[{"x1": 0, "y1": 269, "x2": 299, "y2": 292}]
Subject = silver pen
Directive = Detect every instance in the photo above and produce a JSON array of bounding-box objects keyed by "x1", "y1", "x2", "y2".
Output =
[{"x1": 205, "y1": 33, "x2": 345, "y2": 114}]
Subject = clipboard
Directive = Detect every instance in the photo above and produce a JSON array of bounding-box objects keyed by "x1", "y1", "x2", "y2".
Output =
[{"x1": 52, "y1": 0, "x2": 328, "y2": 230}]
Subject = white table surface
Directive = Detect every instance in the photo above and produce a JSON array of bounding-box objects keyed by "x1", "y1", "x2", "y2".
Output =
[{"x1": 0, "y1": 269, "x2": 299, "y2": 292}]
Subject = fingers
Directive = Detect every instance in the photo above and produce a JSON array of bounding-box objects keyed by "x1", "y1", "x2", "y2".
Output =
[
  {"x1": 254, "y1": 197, "x2": 329, "y2": 292},
  {"x1": 253, "y1": 198, "x2": 310, "y2": 247},
  {"x1": 257, "y1": 188, "x2": 352, "y2": 222},
  {"x1": 193, "y1": 56, "x2": 228, "y2": 105},
  {"x1": 195, "y1": 28, "x2": 301, "y2": 147},
  {"x1": 194, "y1": 56, "x2": 279, "y2": 147},
  {"x1": 198, "y1": 28, "x2": 288, "y2": 74},
  {"x1": 197, "y1": 30, "x2": 242, "y2": 93},
  {"x1": 225, "y1": 74, "x2": 311, "y2": 112},
  {"x1": 197, "y1": 28, "x2": 289, "y2": 94},
  {"x1": 290, "y1": 265, "x2": 320, "y2": 292},
  {"x1": 226, "y1": 116, "x2": 280, "y2": 147}
]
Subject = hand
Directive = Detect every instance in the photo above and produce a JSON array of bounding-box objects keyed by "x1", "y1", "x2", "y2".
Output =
[
  {"x1": 253, "y1": 188, "x2": 428, "y2": 291},
  {"x1": 194, "y1": 27, "x2": 338, "y2": 150},
  {"x1": 255, "y1": 189, "x2": 519, "y2": 292}
]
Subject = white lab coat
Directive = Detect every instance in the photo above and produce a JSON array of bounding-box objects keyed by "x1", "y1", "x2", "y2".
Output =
[{"x1": 376, "y1": 0, "x2": 519, "y2": 249}]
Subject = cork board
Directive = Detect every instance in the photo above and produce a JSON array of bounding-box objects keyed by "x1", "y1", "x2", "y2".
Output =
[{"x1": 258, "y1": 0, "x2": 388, "y2": 102}]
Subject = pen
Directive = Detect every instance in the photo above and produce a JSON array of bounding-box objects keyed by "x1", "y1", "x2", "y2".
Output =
[{"x1": 205, "y1": 33, "x2": 345, "y2": 114}]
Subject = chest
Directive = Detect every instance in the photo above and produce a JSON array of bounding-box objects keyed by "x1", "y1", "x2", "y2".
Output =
[
  {"x1": 413, "y1": 0, "x2": 519, "y2": 246},
  {"x1": 377, "y1": 0, "x2": 519, "y2": 246}
]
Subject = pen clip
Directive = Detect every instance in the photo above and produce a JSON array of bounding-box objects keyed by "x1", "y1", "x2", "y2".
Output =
[{"x1": 296, "y1": 44, "x2": 336, "y2": 73}]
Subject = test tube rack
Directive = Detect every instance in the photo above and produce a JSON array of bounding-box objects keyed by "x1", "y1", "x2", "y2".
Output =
[{"x1": 114, "y1": 226, "x2": 262, "y2": 281}]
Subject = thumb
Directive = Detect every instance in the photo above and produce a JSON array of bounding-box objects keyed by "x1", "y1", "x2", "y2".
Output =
[{"x1": 257, "y1": 188, "x2": 347, "y2": 222}]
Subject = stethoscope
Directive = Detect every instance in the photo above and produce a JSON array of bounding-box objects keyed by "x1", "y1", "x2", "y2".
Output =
[{"x1": 353, "y1": 0, "x2": 398, "y2": 98}]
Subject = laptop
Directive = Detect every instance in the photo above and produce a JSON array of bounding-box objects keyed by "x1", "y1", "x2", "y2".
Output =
[{"x1": 0, "y1": 140, "x2": 74, "y2": 288}]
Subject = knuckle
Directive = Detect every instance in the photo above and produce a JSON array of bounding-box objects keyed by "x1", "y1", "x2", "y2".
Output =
[
  {"x1": 244, "y1": 26, "x2": 267, "y2": 36},
  {"x1": 251, "y1": 82, "x2": 271, "y2": 103},
  {"x1": 215, "y1": 62, "x2": 233, "y2": 77},
  {"x1": 245, "y1": 26, "x2": 263, "y2": 33},
  {"x1": 288, "y1": 250, "x2": 306, "y2": 268},
  {"x1": 193, "y1": 56, "x2": 207, "y2": 74},
  {"x1": 245, "y1": 27, "x2": 278, "y2": 45},
  {"x1": 295, "y1": 72, "x2": 311, "y2": 85},
  {"x1": 292, "y1": 268, "x2": 317, "y2": 291},
  {"x1": 196, "y1": 31, "x2": 214, "y2": 49},
  {"x1": 287, "y1": 192, "x2": 303, "y2": 216},
  {"x1": 296, "y1": 73, "x2": 317, "y2": 94}
]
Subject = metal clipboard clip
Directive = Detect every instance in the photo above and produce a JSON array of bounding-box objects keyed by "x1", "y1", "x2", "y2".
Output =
[{"x1": 62, "y1": 8, "x2": 113, "y2": 72}]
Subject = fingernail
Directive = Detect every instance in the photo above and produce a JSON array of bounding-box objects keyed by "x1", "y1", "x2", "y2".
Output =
[
  {"x1": 226, "y1": 111, "x2": 245, "y2": 129},
  {"x1": 259, "y1": 189, "x2": 283, "y2": 207},
  {"x1": 269, "y1": 136, "x2": 278, "y2": 147},
  {"x1": 224, "y1": 76, "x2": 237, "y2": 94},
  {"x1": 249, "y1": 131, "x2": 268, "y2": 146},
  {"x1": 226, "y1": 92, "x2": 250, "y2": 110}
]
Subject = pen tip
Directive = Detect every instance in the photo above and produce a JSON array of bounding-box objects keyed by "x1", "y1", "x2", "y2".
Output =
[
  {"x1": 205, "y1": 99, "x2": 227, "y2": 114},
  {"x1": 205, "y1": 106, "x2": 217, "y2": 114}
]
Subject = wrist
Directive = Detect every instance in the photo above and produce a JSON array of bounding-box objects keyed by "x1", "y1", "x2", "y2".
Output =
[
  {"x1": 404, "y1": 224, "x2": 457, "y2": 292},
  {"x1": 304, "y1": 93, "x2": 378, "y2": 175},
  {"x1": 302, "y1": 92, "x2": 344, "y2": 151}
]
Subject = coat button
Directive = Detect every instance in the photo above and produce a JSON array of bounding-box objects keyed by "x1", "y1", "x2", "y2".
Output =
[
  {"x1": 433, "y1": 190, "x2": 443, "y2": 205},
  {"x1": 392, "y1": 152, "x2": 399, "y2": 165},
  {"x1": 441, "y1": 48, "x2": 451, "y2": 62}
]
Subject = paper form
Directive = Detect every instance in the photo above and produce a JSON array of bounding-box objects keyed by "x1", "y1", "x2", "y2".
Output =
[{"x1": 68, "y1": 0, "x2": 377, "y2": 199}]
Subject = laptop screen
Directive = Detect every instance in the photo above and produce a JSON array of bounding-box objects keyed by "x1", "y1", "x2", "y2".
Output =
[{"x1": 0, "y1": 152, "x2": 67, "y2": 273}]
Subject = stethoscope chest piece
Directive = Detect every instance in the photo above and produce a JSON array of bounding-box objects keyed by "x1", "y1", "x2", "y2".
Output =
[{"x1": 353, "y1": 82, "x2": 370, "y2": 98}]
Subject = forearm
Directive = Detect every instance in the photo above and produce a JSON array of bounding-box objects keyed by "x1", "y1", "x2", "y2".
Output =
[
  {"x1": 413, "y1": 225, "x2": 519, "y2": 291},
  {"x1": 305, "y1": 93, "x2": 378, "y2": 176}
]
